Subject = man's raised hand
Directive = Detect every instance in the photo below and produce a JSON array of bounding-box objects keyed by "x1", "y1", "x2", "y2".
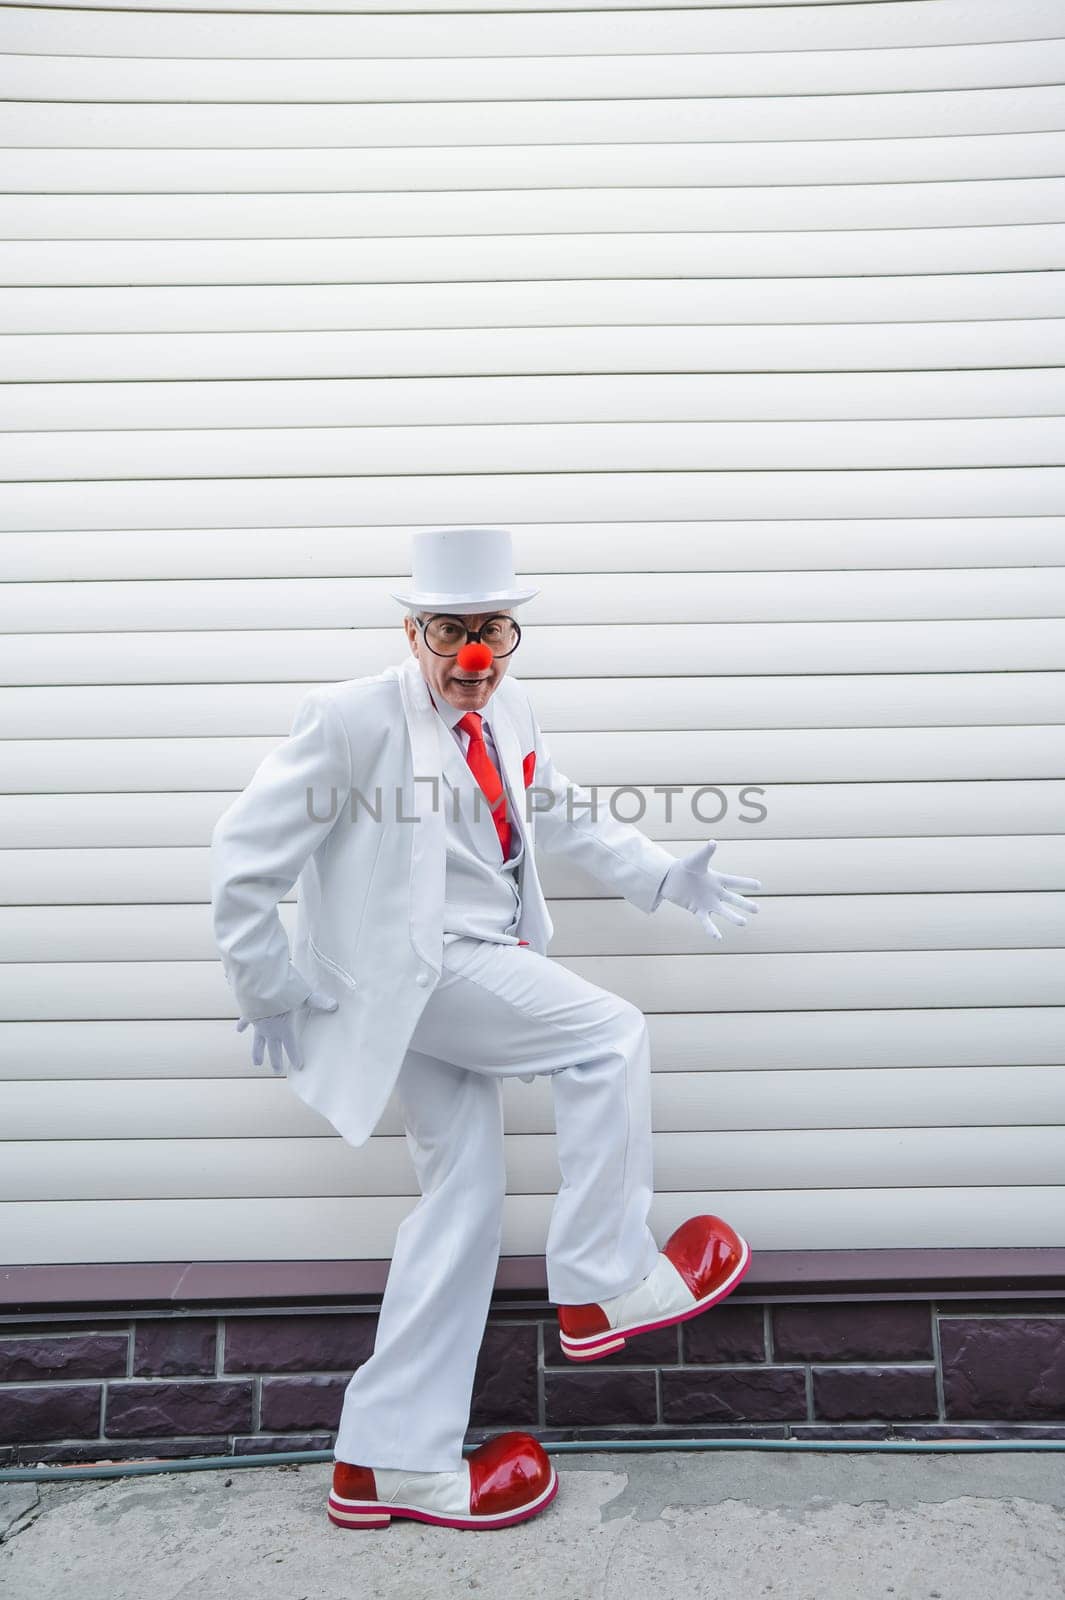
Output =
[{"x1": 658, "y1": 839, "x2": 762, "y2": 943}]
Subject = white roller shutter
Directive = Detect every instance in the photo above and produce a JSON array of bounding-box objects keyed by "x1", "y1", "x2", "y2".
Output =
[{"x1": 1, "y1": 0, "x2": 1063, "y2": 1265}]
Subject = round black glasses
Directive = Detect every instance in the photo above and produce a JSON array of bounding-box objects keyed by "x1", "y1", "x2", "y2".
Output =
[{"x1": 412, "y1": 612, "x2": 522, "y2": 658}]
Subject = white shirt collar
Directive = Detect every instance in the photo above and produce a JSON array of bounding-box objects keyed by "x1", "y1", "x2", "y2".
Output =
[{"x1": 427, "y1": 684, "x2": 497, "y2": 732}]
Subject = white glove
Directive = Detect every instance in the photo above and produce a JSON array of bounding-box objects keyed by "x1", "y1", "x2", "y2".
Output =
[
  {"x1": 236, "y1": 988, "x2": 338, "y2": 1074},
  {"x1": 658, "y1": 840, "x2": 762, "y2": 943}
]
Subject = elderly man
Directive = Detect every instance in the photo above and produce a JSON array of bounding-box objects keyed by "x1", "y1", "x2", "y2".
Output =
[{"x1": 210, "y1": 526, "x2": 761, "y2": 1532}]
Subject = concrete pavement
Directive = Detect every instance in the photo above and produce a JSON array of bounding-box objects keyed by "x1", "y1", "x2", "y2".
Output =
[{"x1": 3, "y1": 1447, "x2": 1065, "y2": 1599}]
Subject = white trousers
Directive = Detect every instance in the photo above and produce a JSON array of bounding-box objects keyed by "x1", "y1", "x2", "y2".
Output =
[{"x1": 332, "y1": 935, "x2": 661, "y2": 1472}]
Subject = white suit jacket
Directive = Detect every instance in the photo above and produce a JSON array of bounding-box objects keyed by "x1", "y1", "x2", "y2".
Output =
[{"x1": 209, "y1": 652, "x2": 676, "y2": 1147}]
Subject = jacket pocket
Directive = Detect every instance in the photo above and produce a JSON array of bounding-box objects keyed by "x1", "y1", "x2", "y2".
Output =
[{"x1": 308, "y1": 934, "x2": 358, "y2": 991}]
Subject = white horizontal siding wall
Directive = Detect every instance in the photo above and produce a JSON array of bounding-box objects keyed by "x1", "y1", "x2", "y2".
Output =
[{"x1": 1, "y1": 0, "x2": 1063, "y2": 1266}]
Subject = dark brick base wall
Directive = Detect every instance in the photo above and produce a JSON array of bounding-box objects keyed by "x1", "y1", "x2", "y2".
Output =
[{"x1": 2, "y1": 1291, "x2": 1064, "y2": 1465}]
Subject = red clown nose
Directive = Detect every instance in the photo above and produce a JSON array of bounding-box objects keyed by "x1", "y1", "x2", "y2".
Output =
[{"x1": 456, "y1": 640, "x2": 493, "y2": 671}]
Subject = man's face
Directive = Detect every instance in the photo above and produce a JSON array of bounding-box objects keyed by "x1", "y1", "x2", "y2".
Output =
[{"x1": 404, "y1": 608, "x2": 516, "y2": 712}]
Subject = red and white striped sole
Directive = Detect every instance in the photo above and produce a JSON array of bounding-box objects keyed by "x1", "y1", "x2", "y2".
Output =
[
  {"x1": 327, "y1": 1462, "x2": 559, "y2": 1531},
  {"x1": 559, "y1": 1233, "x2": 753, "y2": 1362}
]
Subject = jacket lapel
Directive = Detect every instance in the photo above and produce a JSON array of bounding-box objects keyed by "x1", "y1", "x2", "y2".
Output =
[
  {"x1": 406, "y1": 656, "x2": 528, "y2": 856},
  {"x1": 393, "y1": 654, "x2": 446, "y2": 973},
  {"x1": 390, "y1": 655, "x2": 534, "y2": 965},
  {"x1": 383, "y1": 652, "x2": 546, "y2": 953}
]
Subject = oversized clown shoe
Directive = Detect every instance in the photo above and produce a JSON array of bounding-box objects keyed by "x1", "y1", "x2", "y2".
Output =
[
  {"x1": 328, "y1": 1431, "x2": 557, "y2": 1531},
  {"x1": 557, "y1": 1213, "x2": 752, "y2": 1362}
]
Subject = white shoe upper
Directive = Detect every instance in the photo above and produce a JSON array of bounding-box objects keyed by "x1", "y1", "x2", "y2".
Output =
[
  {"x1": 365, "y1": 1459, "x2": 472, "y2": 1515},
  {"x1": 595, "y1": 1251, "x2": 696, "y2": 1330}
]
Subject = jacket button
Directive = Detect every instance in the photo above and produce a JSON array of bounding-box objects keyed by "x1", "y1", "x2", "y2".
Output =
[{"x1": 416, "y1": 969, "x2": 430, "y2": 987}]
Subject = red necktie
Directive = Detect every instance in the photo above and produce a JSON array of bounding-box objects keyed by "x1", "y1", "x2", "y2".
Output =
[{"x1": 456, "y1": 710, "x2": 511, "y2": 859}]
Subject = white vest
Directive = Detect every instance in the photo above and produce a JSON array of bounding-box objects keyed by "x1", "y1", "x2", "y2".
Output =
[{"x1": 431, "y1": 694, "x2": 527, "y2": 947}]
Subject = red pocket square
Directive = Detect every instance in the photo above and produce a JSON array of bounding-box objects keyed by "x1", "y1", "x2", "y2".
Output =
[{"x1": 522, "y1": 750, "x2": 536, "y2": 787}]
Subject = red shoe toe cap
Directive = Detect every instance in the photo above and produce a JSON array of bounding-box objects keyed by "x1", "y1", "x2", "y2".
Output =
[
  {"x1": 663, "y1": 1213, "x2": 746, "y2": 1298},
  {"x1": 469, "y1": 1431, "x2": 552, "y2": 1516}
]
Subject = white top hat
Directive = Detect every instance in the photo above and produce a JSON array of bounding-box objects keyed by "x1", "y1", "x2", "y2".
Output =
[{"x1": 390, "y1": 527, "x2": 539, "y2": 615}]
